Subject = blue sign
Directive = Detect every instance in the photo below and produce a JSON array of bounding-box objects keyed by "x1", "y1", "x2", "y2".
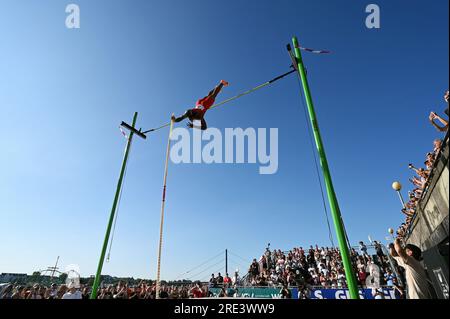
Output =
[
  {"x1": 209, "y1": 287, "x2": 398, "y2": 299},
  {"x1": 308, "y1": 288, "x2": 398, "y2": 299}
]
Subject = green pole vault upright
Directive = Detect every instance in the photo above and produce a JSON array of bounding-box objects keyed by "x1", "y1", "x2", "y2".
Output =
[
  {"x1": 291, "y1": 36, "x2": 359, "y2": 299},
  {"x1": 90, "y1": 112, "x2": 143, "y2": 299}
]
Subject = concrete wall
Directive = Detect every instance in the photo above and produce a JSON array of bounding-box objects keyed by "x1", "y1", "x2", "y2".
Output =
[
  {"x1": 407, "y1": 135, "x2": 449, "y2": 249},
  {"x1": 406, "y1": 133, "x2": 449, "y2": 299}
]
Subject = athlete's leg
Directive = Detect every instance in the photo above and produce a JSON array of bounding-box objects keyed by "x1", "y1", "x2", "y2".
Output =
[
  {"x1": 200, "y1": 118, "x2": 207, "y2": 130},
  {"x1": 208, "y1": 80, "x2": 229, "y2": 99},
  {"x1": 173, "y1": 109, "x2": 192, "y2": 123},
  {"x1": 208, "y1": 83, "x2": 224, "y2": 99},
  {"x1": 189, "y1": 118, "x2": 207, "y2": 130}
]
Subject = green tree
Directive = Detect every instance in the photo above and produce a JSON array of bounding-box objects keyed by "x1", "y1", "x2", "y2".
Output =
[{"x1": 59, "y1": 273, "x2": 68, "y2": 284}]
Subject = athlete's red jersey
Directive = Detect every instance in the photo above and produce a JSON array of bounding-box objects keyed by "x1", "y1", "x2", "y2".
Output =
[{"x1": 194, "y1": 96, "x2": 215, "y2": 115}]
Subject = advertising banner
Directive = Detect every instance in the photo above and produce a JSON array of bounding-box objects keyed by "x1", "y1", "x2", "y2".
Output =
[{"x1": 208, "y1": 287, "x2": 398, "y2": 299}]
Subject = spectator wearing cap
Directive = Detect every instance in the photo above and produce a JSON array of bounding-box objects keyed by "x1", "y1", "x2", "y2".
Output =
[{"x1": 389, "y1": 239, "x2": 432, "y2": 299}]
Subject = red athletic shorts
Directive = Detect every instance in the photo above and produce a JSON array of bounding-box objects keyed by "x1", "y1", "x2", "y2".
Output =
[{"x1": 195, "y1": 96, "x2": 215, "y2": 113}]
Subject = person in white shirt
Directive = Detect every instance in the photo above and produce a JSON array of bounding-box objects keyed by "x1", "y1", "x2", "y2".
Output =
[
  {"x1": 337, "y1": 271, "x2": 346, "y2": 288},
  {"x1": 62, "y1": 282, "x2": 82, "y2": 300},
  {"x1": 366, "y1": 259, "x2": 381, "y2": 288},
  {"x1": 389, "y1": 239, "x2": 432, "y2": 299}
]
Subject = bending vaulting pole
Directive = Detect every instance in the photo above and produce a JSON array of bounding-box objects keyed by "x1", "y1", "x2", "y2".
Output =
[
  {"x1": 155, "y1": 115, "x2": 175, "y2": 299},
  {"x1": 291, "y1": 36, "x2": 359, "y2": 299},
  {"x1": 90, "y1": 112, "x2": 138, "y2": 299}
]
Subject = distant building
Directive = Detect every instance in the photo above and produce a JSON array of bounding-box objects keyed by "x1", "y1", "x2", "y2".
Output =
[{"x1": 0, "y1": 273, "x2": 27, "y2": 283}]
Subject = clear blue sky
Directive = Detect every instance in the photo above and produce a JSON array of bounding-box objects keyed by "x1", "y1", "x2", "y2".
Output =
[{"x1": 0, "y1": 0, "x2": 448, "y2": 281}]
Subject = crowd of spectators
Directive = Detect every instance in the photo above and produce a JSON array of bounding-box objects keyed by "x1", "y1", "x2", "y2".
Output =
[
  {"x1": 396, "y1": 90, "x2": 449, "y2": 239},
  {"x1": 0, "y1": 241, "x2": 411, "y2": 300},
  {"x1": 0, "y1": 280, "x2": 212, "y2": 299},
  {"x1": 246, "y1": 242, "x2": 405, "y2": 298}
]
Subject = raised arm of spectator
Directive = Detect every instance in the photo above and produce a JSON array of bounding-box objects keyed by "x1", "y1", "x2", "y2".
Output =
[
  {"x1": 389, "y1": 243, "x2": 398, "y2": 258},
  {"x1": 429, "y1": 112, "x2": 449, "y2": 132},
  {"x1": 435, "y1": 113, "x2": 449, "y2": 127},
  {"x1": 410, "y1": 166, "x2": 428, "y2": 177},
  {"x1": 113, "y1": 286, "x2": 125, "y2": 299},
  {"x1": 393, "y1": 238, "x2": 408, "y2": 263},
  {"x1": 409, "y1": 177, "x2": 421, "y2": 188}
]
